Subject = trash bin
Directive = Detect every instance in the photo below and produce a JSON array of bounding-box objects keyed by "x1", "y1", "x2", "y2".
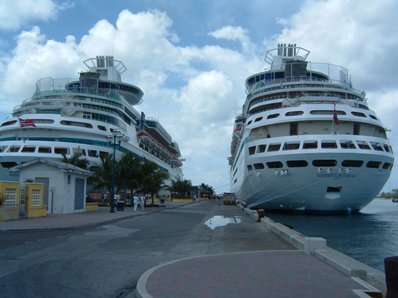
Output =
[
  {"x1": 116, "y1": 201, "x2": 125, "y2": 211},
  {"x1": 385, "y1": 256, "x2": 398, "y2": 298}
]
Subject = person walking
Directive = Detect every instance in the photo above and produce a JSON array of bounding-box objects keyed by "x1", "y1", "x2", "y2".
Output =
[{"x1": 133, "y1": 194, "x2": 139, "y2": 211}]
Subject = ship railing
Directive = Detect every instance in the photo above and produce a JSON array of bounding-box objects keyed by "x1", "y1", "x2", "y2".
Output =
[{"x1": 246, "y1": 78, "x2": 364, "y2": 101}]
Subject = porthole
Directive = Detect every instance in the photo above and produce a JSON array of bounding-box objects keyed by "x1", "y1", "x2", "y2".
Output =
[
  {"x1": 266, "y1": 161, "x2": 283, "y2": 168},
  {"x1": 286, "y1": 160, "x2": 308, "y2": 167},
  {"x1": 382, "y1": 162, "x2": 392, "y2": 170},
  {"x1": 366, "y1": 161, "x2": 381, "y2": 168},
  {"x1": 253, "y1": 163, "x2": 265, "y2": 170},
  {"x1": 267, "y1": 113, "x2": 279, "y2": 119},
  {"x1": 312, "y1": 160, "x2": 337, "y2": 167},
  {"x1": 351, "y1": 111, "x2": 366, "y2": 117},
  {"x1": 341, "y1": 160, "x2": 363, "y2": 167}
]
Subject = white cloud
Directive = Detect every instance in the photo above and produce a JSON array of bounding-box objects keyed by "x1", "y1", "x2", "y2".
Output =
[
  {"x1": 275, "y1": 0, "x2": 398, "y2": 91},
  {"x1": 0, "y1": 0, "x2": 71, "y2": 31},
  {"x1": 209, "y1": 26, "x2": 255, "y2": 54}
]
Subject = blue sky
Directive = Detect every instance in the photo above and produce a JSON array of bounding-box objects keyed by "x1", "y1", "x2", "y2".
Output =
[{"x1": 1, "y1": 0, "x2": 397, "y2": 193}]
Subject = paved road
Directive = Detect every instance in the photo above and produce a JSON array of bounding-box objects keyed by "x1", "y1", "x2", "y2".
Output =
[{"x1": 0, "y1": 200, "x2": 293, "y2": 298}]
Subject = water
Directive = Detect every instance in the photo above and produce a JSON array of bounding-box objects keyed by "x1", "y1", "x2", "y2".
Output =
[
  {"x1": 266, "y1": 199, "x2": 398, "y2": 271},
  {"x1": 204, "y1": 215, "x2": 241, "y2": 230}
]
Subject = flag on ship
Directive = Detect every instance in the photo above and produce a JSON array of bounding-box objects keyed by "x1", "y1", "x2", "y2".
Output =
[
  {"x1": 18, "y1": 118, "x2": 36, "y2": 128},
  {"x1": 333, "y1": 104, "x2": 339, "y2": 125}
]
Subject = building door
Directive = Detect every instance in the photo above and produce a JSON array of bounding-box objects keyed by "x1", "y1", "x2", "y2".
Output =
[
  {"x1": 74, "y1": 178, "x2": 85, "y2": 210},
  {"x1": 35, "y1": 177, "x2": 49, "y2": 211}
]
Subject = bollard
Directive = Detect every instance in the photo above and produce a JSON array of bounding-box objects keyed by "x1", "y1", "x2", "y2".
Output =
[
  {"x1": 385, "y1": 256, "x2": 398, "y2": 298},
  {"x1": 257, "y1": 209, "x2": 265, "y2": 222}
]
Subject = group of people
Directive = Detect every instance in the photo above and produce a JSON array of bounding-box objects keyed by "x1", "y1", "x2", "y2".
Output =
[{"x1": 132, "y1": 194, "x2": 145, "y2": 211}]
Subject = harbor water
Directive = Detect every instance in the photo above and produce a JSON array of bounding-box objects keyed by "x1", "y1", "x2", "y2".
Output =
[{"x1": 266, "y1": 198, "x2": 398, "y2": 272}]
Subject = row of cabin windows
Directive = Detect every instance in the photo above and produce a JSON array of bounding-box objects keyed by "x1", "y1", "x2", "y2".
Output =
[
  {"x1": 0, "y1": 145, "x2": 109, "y2": 159},
  {"x1": 247, "y1": 110, "x2": 377, "y2": 126},
  {"x1": 0, "y1": 118, "x2": 112, "y2": 133},
  {"x1": 247, "y1": 160, "x2": 393, "y2": 171},
  {"x1": 248, "y1": 140, "x2": 392, "y2": 155}
]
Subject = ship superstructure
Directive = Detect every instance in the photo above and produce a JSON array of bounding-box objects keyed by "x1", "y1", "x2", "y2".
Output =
[
  {"x1": 0, "y1": 56, "x2": 183, "y2": 182},
  {"x1": 229, "y1": 44, "x2": 394, "y2": 213}
]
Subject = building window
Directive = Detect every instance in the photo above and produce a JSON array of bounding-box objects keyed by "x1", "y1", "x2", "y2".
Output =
[
  {"x1": 31, "y1": 189, "x2": 41, "y2": 206},
  {"x1": 4, "y1": 188, "x2": 17, "y2": 207}
]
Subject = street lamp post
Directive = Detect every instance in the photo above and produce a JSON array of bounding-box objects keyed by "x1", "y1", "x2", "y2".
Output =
[{"x1": 107, "y1": 130, "x2": 124, "y2": 213}]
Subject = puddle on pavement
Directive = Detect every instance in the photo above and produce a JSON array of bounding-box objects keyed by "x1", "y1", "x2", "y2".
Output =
[{"x1": 204, "y1": 215, "x2": 242, "y2": 230}]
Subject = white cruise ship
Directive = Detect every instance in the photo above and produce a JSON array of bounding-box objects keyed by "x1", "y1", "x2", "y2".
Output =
[
  {"x1": 0, "y1": 56, "x2": 183, "y2": 183},
  {"x1": 229, "y1": 44, "x2": 394, "y2": 213}
]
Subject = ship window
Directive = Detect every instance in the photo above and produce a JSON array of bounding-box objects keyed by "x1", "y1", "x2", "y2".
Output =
[
  {"x1": 340, "y1": 141, "x2": 356, "y2": 149},
  {"x1": 321, "y1": 141, "x2": 337, "y2": 149},
  {"x1": 366, "y1": 161, "x2": 381, "y2": 168},
  {"x1": 88, "y1": 150, "x2": 98, "y2": 157},
  {"x1": 248, "y1": 146, "x2": 256, "y2": 155},
  {"x1": 383, "y1": 144, "x2": 390, "y2": 152},
  {"x1": 266, "y1": 161, "x2": 283, "y2": 168},
  {"x1": 1, "y1": 162, "x2": 17, "y2": 168},
  {"x1": 312, "y1": 160, "x2": 337, "y2": 167},
  {"x1": 382, "y1": 162, "x2": 392, "y2": 170},
  {"x1": 99, "y1": 151, "x2": 109, "y2": 159},
  {"x1": 353, "y1": 123, "x2": 360, "y2": 135},
  {"x1": 0, "y1": 120, "x2": 17, "y2": 127},
  {"x1": 61, "y1": 120, "x2": 93, "y2": 128},
  {"x1": 247, "y1": 120, "x2": 252, "y2": 125},
  {"x1": 327, "y1": 186, "x2": 342, "y2": 193},
  {"x1": 254, "y1": 117, "x2": 263, "y2": 122},
  {"x1": 286, "y1": 160, "x2": 308, "y2": 167},
  {"x1": 351, "y1": 111, "x2": 366, "y2": 117},
  {"x1": 258, "y1": 144, "x2": 267, "y2": 153},
  {"x1": 98, "y1": 125, "x2": 107, "y2": 131},
  {"x1": 369, "y1": 115, "x2": 377, "y2": 120},
  {"x1": 253, "y1": 163, "x2": 265, "y2": 170},
  {"x1": 267, "y1": 143, "x2": 281, "y2": 152},
  {"x1": 267, "y1": 113, "x2": 279, "y2": 119},
  {"x1": 38, "y1": 147, "x2": 51, "y2": 153},
  {"x1": 370, "y1": 142, "x2": 383, "y2": 151},
  {"x1": 290, "y1": 122, "x2": 298, "y2": 135},
  {"x1": 21, "y1": 146, "x2": 36, "y2": 153},
  {"x1": 285, "y1": 111, "x2": 303, "y2": 116},
  {"x1": 303, "y1": 141, "x2": 318, "y2": 149},
  {"x1": 33, "y1": 119, "x2": 55, "y2": 124},
  {"x1": 7, "y1": 146, "x2": 21, "y2": 152},
  {"x1": 283, "y1": 142, "x2": 300, "y2": 150},
  {"x1": 247, "y1": 165, "x2": 253, "y2": 171},
  {"x1": 341, "y1": 160, "x2": 363, "y2": 167},
  {"x1": 234, "y1": 179, "x2": 237, "y2": 184},
  {"x1": 310, "y1": 110, "x2": 335, "y2": 115},
  {"x1": 55, "y1": 147, "x2": 69, "y2": 155},
  {"x1": 0, "y1": 146, "x2": 7, "y2": 152},
  {"x1": 356, "y1": 141, "x2": 370, "y2": 149}
]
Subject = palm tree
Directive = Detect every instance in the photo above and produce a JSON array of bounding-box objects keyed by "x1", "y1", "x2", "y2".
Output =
[
  {"x1": 88, "y1": 154, "x2": 113, "y2": 196},
  {"x1": 117, "y1": 152, "x2": 141, "y2": 198},
  {"x1": 61, "y1": 151, "x2": 89, "y2": 169},
  {"x1": 169, "y1": 178, "x2": 192, "y2": 197},
  {"x1": 139, "y1": 159, "x2": 169, "y2": 206}
]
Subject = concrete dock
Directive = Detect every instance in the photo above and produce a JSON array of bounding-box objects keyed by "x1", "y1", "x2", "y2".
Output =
[{"x1": 0, "y1": 200, "x2": 386, "y2": 297}]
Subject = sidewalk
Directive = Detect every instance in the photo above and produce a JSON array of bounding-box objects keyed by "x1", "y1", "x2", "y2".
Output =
[{"x1": 0, "y1": 202, "x2": 185, "y2": 232}]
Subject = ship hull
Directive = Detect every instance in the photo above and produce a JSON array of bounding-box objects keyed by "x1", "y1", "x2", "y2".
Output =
[{"x1": 231, "y1": 149, "x2": 393, "y2": 214}]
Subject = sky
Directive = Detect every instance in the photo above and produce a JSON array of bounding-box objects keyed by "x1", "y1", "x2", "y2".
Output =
[{"x1": 0, "y1": 0, "x2": 397, "y2": 193}]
